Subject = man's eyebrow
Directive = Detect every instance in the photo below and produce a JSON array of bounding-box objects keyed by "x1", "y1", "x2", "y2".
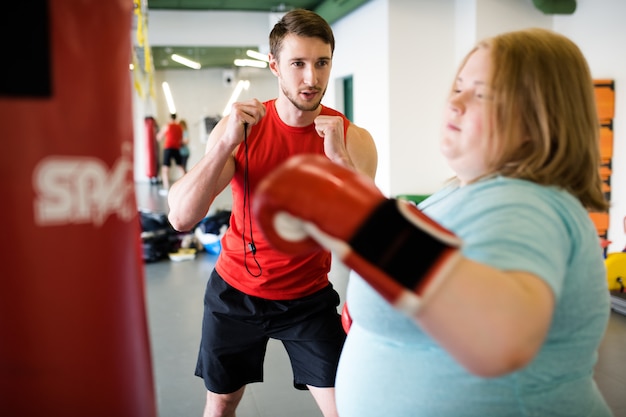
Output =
[{"x1": 288, "y1": 55, "x2": 332, "y2": 61}]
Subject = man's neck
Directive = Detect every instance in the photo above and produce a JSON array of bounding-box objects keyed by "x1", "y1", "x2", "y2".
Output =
[{"x1": 274, "y1": 96, "x2": 321, "y2": 127}]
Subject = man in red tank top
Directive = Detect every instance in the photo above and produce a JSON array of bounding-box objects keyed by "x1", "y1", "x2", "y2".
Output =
[
  {"x1": 167, "y1": 9, "x2": 378, "y2": 417},
  {"x1": 157, "y1": 113, "x2": 185, "y2": 194}
]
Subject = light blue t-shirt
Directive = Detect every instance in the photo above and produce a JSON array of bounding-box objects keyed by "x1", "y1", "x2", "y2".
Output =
[{"x1": 336, "y1": 177, "x2": 612, "y2": 417}]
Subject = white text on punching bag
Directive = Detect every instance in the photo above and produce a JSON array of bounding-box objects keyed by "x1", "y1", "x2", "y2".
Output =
[{"x1": 32, "y1": 143, "x2": 135, "y2": 227}]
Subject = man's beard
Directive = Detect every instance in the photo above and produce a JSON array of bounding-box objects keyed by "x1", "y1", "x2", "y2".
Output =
[{"x1": 282, "y1": 85, "x2": 326, "y2": 112}]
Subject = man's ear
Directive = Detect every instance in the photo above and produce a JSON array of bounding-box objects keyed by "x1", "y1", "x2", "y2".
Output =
[{"x1": 269, "y1": 54, "x2": 279, "y2": 76}]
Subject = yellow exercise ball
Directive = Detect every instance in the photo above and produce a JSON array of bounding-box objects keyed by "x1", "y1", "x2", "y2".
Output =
[{"x1": 604, "y1": 252, "x2": 626, "y2": 291}]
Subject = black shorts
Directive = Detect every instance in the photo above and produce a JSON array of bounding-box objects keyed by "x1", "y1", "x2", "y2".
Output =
[
  {"x1": 162, "y1": 148, "x2": 182, "y2": 166},
  {"x1": 195, "y1": 270, "x2": 346, "y2": 394}
]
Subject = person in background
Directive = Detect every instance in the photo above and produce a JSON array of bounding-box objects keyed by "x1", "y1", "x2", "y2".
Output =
[
  {"x1": 166, "y1": 9, "x2": 377, "y2": 417},
  {"x1": 179, "y1": 119, "x2": 191, "y2": 171},
  {"x1": 253, "y1": 28, "x2": 613, "y2": 417},
  {"x1": 157, "y1": 113, "x2": 186, "y2": 195}
]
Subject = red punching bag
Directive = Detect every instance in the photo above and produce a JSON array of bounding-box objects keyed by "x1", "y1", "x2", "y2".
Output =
[
  {"x1": 145, "y1": 117, "x2": 159, "y2": 180},
  {"x1": 0, "y1": 1, "x2": 157, "y2": 416}
]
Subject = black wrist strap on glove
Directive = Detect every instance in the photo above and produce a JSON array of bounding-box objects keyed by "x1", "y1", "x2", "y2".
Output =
[{"x1": 348, "y1": 199, "x2": 460, "y2": 291}]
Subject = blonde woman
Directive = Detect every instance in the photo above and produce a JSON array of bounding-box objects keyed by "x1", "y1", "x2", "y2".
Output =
[{"x1": 254, "y1": 28, "x2": 613, "y2": 416}]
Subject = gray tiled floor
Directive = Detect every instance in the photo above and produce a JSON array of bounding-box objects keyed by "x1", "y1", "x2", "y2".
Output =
[{"x1": 138, "y1": 183, "x2": 626, "y2": 417}]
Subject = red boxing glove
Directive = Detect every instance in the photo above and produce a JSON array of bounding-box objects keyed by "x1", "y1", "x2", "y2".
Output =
[{"x1": 253, "y1": 154, "x2": 462, "y2": 314}]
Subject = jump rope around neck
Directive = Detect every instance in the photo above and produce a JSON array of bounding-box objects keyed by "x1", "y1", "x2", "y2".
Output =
[{"x1": 241, "y1": 122, "x2": 262, "y2": 277}]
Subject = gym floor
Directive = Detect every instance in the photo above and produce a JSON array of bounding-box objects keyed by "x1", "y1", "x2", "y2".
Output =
[{"x1": 136, "y1": 183, "x2": 626, "y2": 417}]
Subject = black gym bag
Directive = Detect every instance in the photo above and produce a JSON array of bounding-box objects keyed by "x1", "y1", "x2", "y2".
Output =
[{"x1": 138, "y1": 210, "x2": 179, "y2": 262}]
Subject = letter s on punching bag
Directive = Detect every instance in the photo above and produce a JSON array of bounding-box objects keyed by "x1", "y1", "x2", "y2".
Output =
[{"x1": 0, "y1": 1, "x2": 157, "y2": 416}]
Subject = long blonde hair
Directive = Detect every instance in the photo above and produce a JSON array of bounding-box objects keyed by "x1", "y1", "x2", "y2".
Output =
[{"x1": 455, "y1": 28, "x2": 607, "y2": 211}]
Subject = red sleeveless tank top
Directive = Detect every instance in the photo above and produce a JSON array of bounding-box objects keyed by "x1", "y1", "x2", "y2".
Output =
[
  {"x1": 164, "y1": 122, "x2": 183, "y2": 149},
  {"x1": 215, "y1": 99, "x2": 350, "y2": 300}
]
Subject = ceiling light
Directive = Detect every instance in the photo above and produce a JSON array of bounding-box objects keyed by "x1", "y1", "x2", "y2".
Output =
[
  {"x1": 171, "y1": 53, "x2": 201, "y2": 69},
  {"x1": 246, "y1": 49, "x2": 269, "y2": 62},
  {"x1": 223, "y1": 80, "x2": 251, "y2": 117},
  {"x1": 234, "y1": 59, "x2": 267, "y2": 69},
  {"x1": 162, "y1": 82, "x2": 177, "y2": 114}
]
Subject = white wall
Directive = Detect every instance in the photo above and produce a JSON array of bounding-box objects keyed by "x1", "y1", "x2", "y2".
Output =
[
  {"x1": 475, "y1": 0, "x2": 553, "y2": 39},
  {"x1": 332, "y1": 0, "x2": 551, "y2": 196},
  {"x1": 387, "y1": 0, "x2": 457, "y2": 197},
  {"x1": 136, "y1": 0, "x2": 626, "y2": 249},
  {"x1": 330, "y1": 0, "x2": 391, "y2": 193}
]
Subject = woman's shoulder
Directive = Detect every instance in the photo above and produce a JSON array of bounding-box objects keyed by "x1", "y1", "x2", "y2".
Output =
[
  {"x1": 465, "y1": 177, "x2": 591, "y2": 231},
  {"x1": 426, "y1": 176, "x2": 586, "y2": 225}
]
